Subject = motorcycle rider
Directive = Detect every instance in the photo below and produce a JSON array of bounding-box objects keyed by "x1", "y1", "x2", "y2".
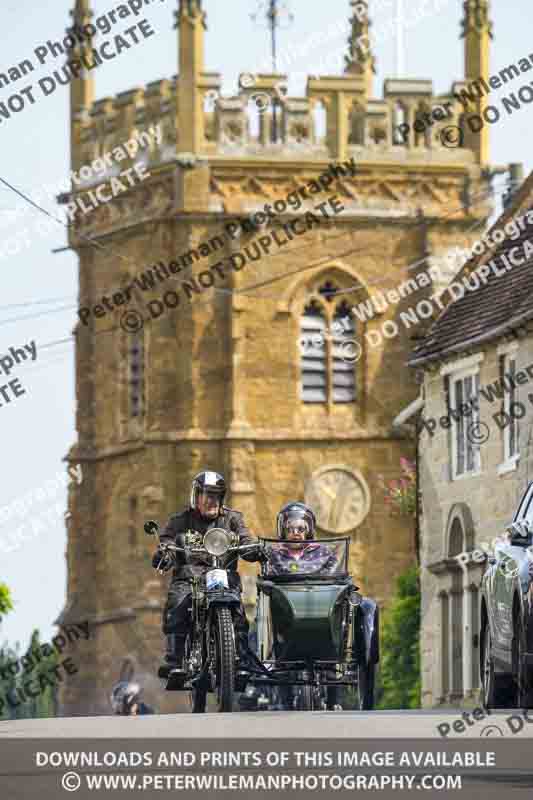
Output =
[
  {"x1": 268, "y1": 502, "x2": 343, "y2": 710},
  {"x1": 152, "y1": 471, "x2": 264, "y2": 682},
  {"x1": 110, "y1": 681, "x2": 154, "y2": 716},
  {"x1": 268, "y1": 502, "x2": 338, "y2": 576}
]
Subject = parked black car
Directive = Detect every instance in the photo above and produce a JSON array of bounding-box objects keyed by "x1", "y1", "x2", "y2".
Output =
[{"x1": 480, "y1": 482, "x2": 533, "y2": 708}]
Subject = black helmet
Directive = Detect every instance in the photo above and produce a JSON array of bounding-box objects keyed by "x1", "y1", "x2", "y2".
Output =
[
  {"x1": 276, "y1": 502, "x2": 316, "y2": 540},
  {"x1": 190, "y1": 471, "x2": 226, "y2": 514},
  {"x1": 110, "y1": 681, "x2": 142, "y2": 715}
]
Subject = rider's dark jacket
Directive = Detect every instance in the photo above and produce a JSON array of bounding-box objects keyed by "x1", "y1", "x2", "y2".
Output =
[{"x1": 158, "y1": 505, "x2": 260, "y2": 588}]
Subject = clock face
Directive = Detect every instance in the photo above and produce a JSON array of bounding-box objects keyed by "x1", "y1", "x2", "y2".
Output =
[{"x1": 305, "y1": 467, "x2": 370, "y2": 534}]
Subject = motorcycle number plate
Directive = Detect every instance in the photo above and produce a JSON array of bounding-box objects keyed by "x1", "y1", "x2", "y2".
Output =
[{"x1": 206, "y1": 569, "x2": 229, "y2": 590}]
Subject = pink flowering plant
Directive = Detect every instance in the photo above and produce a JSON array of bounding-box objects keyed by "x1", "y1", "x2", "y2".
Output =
[{"x1": 380, "y1": 458, "x2": 416, "y2": 518}]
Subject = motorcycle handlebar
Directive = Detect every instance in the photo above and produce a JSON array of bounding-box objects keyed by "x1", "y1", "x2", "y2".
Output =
[{"x1": 159, "y1": 541, "x2": 269, "y2": 557}]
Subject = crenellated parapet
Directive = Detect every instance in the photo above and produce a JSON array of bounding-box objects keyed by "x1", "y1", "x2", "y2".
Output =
[
  {"x1": 66, "y1": 0, "x2": 493, "y2": 195},
  {"x1": 71, "y1": 72, "x2": 479, "y2": 175},
  {"x1": 63, "y1": 0, "x2": 494, "y2": 240}
]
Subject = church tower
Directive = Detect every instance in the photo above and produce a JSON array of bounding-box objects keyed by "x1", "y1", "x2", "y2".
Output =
[{"x1": 58, "y1": 0, "x2": 495, "y2": 713}]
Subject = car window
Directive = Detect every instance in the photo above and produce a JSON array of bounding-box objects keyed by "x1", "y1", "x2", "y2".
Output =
[{"x1": 514, "y1": 483, "x2": 533, "y2": 522}]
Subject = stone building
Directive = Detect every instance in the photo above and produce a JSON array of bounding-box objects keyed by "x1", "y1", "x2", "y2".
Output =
[
  {"x1": 58, "y1": 0, "x2": 496, "y2": 714},
  {"x1": 408, "y1": 170, "x2": 533, "y2": 708}
]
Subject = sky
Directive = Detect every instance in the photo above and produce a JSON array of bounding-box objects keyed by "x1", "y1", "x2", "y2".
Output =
[{"x1": 0, "y1": 0, "x2": 531, "y2": 651}]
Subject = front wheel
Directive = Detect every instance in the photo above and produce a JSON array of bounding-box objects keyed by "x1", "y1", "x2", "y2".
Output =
[
  {"x1": 210, "y1": 607, "x2": 236, "y2": 712},
  {"x1": 512, "y1": 614, "x2": 533, "y2": 709},
  {"x1": 481, "y1": 620, "x2": 513, "y2": 709},
  {"x1": 298, "y1": 685, "x2": 314, "y2": 711}
]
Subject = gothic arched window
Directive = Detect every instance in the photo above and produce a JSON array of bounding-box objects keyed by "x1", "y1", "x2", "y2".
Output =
[{"x1": 299, "y1": 284, "x2": 357, "y2": 405}]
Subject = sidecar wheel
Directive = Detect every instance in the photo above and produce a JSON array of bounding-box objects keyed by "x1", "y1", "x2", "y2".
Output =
[{"x1": 357, "y1": 662, "x2": 375, "y2": 710}]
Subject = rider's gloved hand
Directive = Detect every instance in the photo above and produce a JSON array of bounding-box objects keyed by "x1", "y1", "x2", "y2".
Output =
[
  {"x1": 152, "y1": 548, "x2": 174, "y2": 573},
  {"x1": 257, "y1": 545, "x2": 271, "y2": 564}
]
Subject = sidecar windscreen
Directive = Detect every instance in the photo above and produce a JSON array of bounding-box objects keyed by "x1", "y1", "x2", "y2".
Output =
[{"x1": 259, "y1": 537, "x2": 349, "y2": 579}]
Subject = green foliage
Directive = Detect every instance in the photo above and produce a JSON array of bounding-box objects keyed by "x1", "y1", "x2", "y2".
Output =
[
  {"x1": 0, "y1": 583, "x2": 13, "y2": 623},
  {"x1": 377, "y1": 565, "x2": 421, "y2": 710},
  {"x1": 0, "y1": 629, "x2": 59, "y2": 720}
]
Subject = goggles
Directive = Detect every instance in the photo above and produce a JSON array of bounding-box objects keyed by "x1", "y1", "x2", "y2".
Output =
[{"x1": 285, "y1": 521, "x2": 309, "y2": 535}]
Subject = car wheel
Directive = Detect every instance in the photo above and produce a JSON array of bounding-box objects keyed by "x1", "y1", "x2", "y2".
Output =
[
  {"x1": 513, "y1": 614, "x2": 533, "y2": 709},
  {"x1": 481, "y1": 621, "x2": 513, "y2": 709}
]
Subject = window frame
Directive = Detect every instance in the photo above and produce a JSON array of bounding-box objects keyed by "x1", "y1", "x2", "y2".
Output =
[
  {"x1": 448, "y1": 367, "x2": 481, "y2": 481},
  {"x1": 498, "y1": 342, "x2": 521, "y2": 474},
  {"x1": 299, "y1": 291, "x2": 357, "y2": 407},
  {"x1": 503, "y1": 353, "x2": 519, "y2": 461}
]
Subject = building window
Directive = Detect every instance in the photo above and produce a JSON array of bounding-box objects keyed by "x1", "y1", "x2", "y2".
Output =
[
  {"x1": 300, "y1": 301, "x2": 327, "y2": 403},
  {"x1": 449, "y1": 371, "x2": 480, "y2": 479},
  {"x1": 332, "y1": 302, "x2": 356, "y2": 403},
  {"x1": 128, "y1": 332, "x2": 145, "y2": 419},
  {"x1": 503, "y1": 353, "x2": 519, "y2": 461},
  {"x1": 299, "y1": 286, "x2": 356, "y2": 405}
]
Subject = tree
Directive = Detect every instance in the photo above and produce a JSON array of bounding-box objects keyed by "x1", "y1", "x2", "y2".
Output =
[
  {"x1": 377, "y1": 565, "x2": 421, "y2": 709},
  {"x1": 0, "y1": 583, "x2": 13, "y2": 623},
  {"x1": 0, "y1": 585, "x2": 58, "y2": 720}
]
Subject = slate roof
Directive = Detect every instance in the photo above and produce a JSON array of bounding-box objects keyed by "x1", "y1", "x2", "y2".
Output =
[{"x1": 409, "y1": 172, "x2": 533, "y2": 367}]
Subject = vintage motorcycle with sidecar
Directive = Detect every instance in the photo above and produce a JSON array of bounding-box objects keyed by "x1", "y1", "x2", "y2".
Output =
[{"x1": 241, "y1": 536, "x2": 379, "y2": 711}]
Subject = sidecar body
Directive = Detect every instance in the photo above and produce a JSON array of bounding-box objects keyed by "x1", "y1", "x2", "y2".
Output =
[{"x1": 242, "y1": 537, "x2": 379, "y2": 711}]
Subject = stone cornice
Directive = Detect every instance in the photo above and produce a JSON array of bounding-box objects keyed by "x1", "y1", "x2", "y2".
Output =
[{"x1": 68, "y1": 430, "x2": 409, "y2": 462}]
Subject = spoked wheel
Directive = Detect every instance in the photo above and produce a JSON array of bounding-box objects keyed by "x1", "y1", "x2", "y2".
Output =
[
  {"x1": 356, "y1": 661, "x2": 375, "y2": 710},
  {"x1": 209, "y1": 607, "x2": 236, "y2": 712},
  {"x1": 298, "y1": 685, "x2": 314, "y2": 711},
  {"x1": 481, "y1": 621, "x2": 513, "y2": 709}
]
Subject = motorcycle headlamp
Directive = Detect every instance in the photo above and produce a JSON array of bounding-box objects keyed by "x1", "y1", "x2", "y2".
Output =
[{"x1": 203, "y1": 527, "x2": 232, "y2": 556}]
